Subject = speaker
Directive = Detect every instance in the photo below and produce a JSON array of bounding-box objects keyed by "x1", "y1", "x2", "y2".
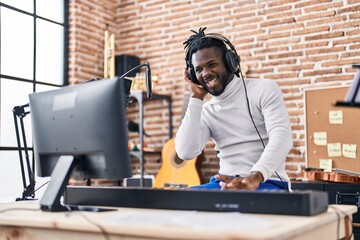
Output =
[
  {"x1": 115, "y1": 54, "x2": 141, "y2": 77},
  {"x1": 123, "y1": 175, "x2": 154, "y2": 187}
]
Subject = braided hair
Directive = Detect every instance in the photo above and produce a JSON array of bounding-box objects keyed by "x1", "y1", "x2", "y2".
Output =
[{"x1": 183, "y1": 27, "x2": 227, "y2": 64}]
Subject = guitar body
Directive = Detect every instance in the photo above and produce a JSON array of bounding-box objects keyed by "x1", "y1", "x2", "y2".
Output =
[{"x1": 154, "y1": 138, "x2": 203, "y2": 188}]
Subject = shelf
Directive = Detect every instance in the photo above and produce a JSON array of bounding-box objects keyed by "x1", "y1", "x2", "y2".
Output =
[
  {"x1": 130, "y1": 91, "x2": 173, "y2": 139},
  {"x1": 131, "y1": 91, "x2": 171, "y2": 102},
  {"x1": 130, "y1": 151, "x2": 161, "y2": 159},
  {"x1": 128, "y1": 91, "x2": 172, "y2": 187}
]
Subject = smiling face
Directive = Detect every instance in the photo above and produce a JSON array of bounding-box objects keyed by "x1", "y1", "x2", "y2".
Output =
[{"x1": 191, "y1": 47, "x2": 234, "y2": 96}]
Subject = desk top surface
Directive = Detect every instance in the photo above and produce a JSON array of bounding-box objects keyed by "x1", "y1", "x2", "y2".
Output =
[{"x1": 0, "y1": 201, "x2": 357, "y2": 240}]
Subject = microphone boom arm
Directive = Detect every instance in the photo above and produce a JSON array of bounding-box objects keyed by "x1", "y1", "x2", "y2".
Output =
[
  {"x1": 119, "y1": 62, "x2": 152, "y2": 99},
  {"x1": 13, "y1": 103, "x2": 36, "y2": 201}
]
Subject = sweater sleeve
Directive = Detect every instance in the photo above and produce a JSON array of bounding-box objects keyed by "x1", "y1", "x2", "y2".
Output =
[
  {"x1": 174, "y1": 98, "x2": 210, "y2": 160},
  {"x1": 250, "y1": 80, "x2": 293, "y2": 181}
]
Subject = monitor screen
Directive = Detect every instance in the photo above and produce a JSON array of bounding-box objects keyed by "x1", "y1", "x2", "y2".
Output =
[
  {"x1": 29, "y1": 77, "x2": 132, "y2": 211},
  {"x1": 344, "y1": 65, "x2": 360, "y2": 104}
]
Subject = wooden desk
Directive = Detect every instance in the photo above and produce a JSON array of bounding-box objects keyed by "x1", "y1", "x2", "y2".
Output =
[{"x1": 0, "y1": 201, "x2": 356, "y2": 240}]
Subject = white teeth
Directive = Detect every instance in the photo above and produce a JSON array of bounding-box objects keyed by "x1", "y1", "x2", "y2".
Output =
[
  {"x1": 206, "y1": 78, "x2": 216, "y2": 86},
  {"x1": 205, "y1": 77, "x2": 216, "y2": 84}
]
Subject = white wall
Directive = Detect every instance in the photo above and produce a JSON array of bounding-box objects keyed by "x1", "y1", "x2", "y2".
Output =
[{"x1": 0, "y1": 151, "x2": 48, "y2": 203}]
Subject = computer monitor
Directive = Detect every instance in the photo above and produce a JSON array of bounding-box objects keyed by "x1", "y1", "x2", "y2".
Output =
[
  {"x1": 29, "y1": 77, "x2": 132, "y2": 212},
  {"x1": 336, "y1": 64, "x2": 360, "y2": 107},
  {"x1": 344, "y1": 65, "x2": 360, "y2": 104}
]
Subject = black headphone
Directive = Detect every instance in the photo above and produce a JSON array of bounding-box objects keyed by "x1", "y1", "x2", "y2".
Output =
[{"x1": 185, "y1": 33, "x2": 241, "y2": 85}]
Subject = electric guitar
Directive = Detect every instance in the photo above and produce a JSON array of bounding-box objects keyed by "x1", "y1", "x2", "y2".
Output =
[{"x1": 154, "y1": 92, "x2": 204, "y2": 188}]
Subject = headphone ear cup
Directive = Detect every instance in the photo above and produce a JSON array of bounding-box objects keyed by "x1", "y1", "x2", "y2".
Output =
[
  {"x1": 189, "y1": 66, "x2": 200, "y2": 85},
  {"x1": 224, "y1": 49, "x2": 240, "y2": 74}
]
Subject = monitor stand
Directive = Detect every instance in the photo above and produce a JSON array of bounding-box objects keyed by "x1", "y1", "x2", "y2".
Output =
[
  {"x1": 40, "y1": 155, "x2": 116, "y2": 212},
  {"x1": 40, "y1": 155, "x2": 78, "y2": 212}
]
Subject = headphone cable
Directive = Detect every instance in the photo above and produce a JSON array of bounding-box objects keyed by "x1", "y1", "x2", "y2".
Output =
[{"x1": 238, "y1": 68, "x2": 288, "y2": 191}]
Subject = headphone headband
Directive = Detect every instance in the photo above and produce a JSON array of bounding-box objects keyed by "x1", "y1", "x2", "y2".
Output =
[
  {"x1": 185, "y1": 32, "x2": 241, "y2": 84},
  {"x1": 185, "y1": 33, "x2": 238, "y2": 62}
]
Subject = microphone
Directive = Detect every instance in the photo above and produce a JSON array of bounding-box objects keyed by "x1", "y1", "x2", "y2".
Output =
[
  {"x1": 119, "y1": 62, "x2": 152, "y2": 99},
  {"x1": 145, "y1": 63, "x2": 152, "y2": 98},
  {"x1": 127, "y1": 120, "x2": 150, "y2": 137}
]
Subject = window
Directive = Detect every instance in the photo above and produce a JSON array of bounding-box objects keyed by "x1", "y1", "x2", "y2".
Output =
[{"x1": 0, "y1": 0, "x2": 68, "y2": 202}]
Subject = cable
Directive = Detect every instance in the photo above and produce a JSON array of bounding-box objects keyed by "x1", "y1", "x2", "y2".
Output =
[
  {"x1": 0, "y1": 207, "x2": 40, "y2": 214},
  {"x1": 0, "y1": 206, "x2": 110, "y2": 240},
  {"x1": 29, "y1": 181, "x2": 50, "y2": 197},
  {"x1": 329, "y1": 205, "x2": 354, "y2": 240},
  {"x1": 16, "y1": 180, "x2": 50, "y2": 201},
  {"x1": 70, "y1": 211, "x2": 111, "y2": 240},
  {"x1": 64, "y1": 204, "x2": 111, "y2": 240},
  {"x1": 238, "y1": 68, "x2": 288, "y2": 191}
]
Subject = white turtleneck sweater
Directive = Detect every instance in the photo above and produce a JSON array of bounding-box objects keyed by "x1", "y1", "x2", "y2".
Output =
[{"x1": 175, "y1": 76, "x2": 293, "y2": 184}]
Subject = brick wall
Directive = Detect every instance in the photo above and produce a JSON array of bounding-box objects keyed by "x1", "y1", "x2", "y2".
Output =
[
  {"x1": 69, "y1": 0, "x2": 360, "y2": 181},
  {"x1": 68, "y1": 0, "x2": 118, "y2": 82}
]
